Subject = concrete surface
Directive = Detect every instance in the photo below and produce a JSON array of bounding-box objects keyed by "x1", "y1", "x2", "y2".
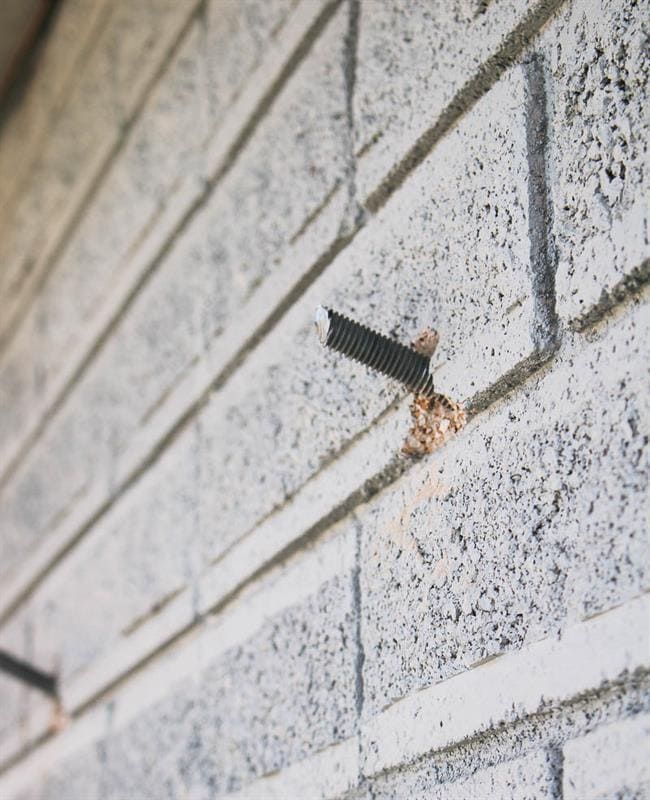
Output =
[{"x1": 0, "y1": 0, "x2": 647, "y2": 796}]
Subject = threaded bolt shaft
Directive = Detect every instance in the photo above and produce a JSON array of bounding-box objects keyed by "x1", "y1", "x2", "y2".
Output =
[{"x1": 315, "y1": 306, "x2": 436, "y2": 397}]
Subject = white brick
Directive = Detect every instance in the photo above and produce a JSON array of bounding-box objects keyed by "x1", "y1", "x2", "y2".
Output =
[
  {"x1": 0, "y1": 0, "x2": 197, "y2": 345},
  {"x1": 563, "y1": 715, "x2": 650, "y2": 800},
  {"x1": 0, "y1": 529, "x2": 358, "y2": 799},
  {"x1": 0, "y1": 0, "x2": 343, "y2": 602}
]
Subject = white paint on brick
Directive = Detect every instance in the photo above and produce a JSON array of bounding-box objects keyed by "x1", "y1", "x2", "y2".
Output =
[
  {"x1": 563, "y1": 714, "x2": 650, "y2": 800},
  {"x1": 361, "y1": 593, "x2": 650, "y2": 776},
  {"x1": 353, "y1": 0, "x2": 550, "y2": 203}
]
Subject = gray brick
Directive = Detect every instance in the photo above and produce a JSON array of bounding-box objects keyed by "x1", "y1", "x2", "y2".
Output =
[
  {"x1": 371, "y1": 750, "x2": 557, "y2": 800},
  {"x1": 24, "y1": 422, "x2": 201, "y2": 681},
  {"x1": 204, "y1": 0, "x2": 296, "y2": 126},
  {"x1": 541, "y1": 0, "x2": 649, "y2": 325},
  {"x1": 0, "y1": 0, "x2": 195, "y2": 342},
  {"x1": 198, "y1": 66, "x2": 534, "y2": 566},
  {"x1": 1, "y1": 63, "x2": 534, "y2": 666},
  {"x1": 359, "y1": 298, "x2": 649, "y2": 717}
]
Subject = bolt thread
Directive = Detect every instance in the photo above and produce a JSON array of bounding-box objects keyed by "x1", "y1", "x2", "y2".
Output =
[{"x1": 318, "y1": 307, "x2": 435, "y2": 396}]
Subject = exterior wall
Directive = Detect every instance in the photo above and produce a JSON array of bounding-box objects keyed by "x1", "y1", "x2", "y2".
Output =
[{"x1": 0, "y1": 0, "x2": 647, "y2": 797}]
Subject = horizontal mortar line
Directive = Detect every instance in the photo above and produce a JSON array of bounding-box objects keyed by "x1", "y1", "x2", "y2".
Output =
[
  {"x1": 0, "y1": 0, "x2": 343, "y2": 494},
  {"x1": 1, "y1": 588, "x2": 647, "y2": 795},
  {"x1": 1, "y1": 341, "x2": 566, "y2": 770},
  {"x1": 0, "y1": 0, "x2": 346, "y2": 621},
  {"x1": 0, "y1": 395, "x2": 411, "y2": 770},
  {"x1": 0, "y1": 527, "x2": 358, "y2": 782},
  {"x1": 361, "y1": 593, "x2": 650, "y2": 778},
  {"x1": 226, "y1": 671, "x2": 650, "y2": 800},
  {"x1": 223, "y1": 737, "x2": 360, "y2": 800},
  {"x1": 0, "y1": 0, "x2": 112, "y2": 221},
  {"x1": 363, "y1": 0, "x2": 567, "y2": 214},
  {"x1": 0, "y1": 0, "x2": 567, "y2": 490},
  {"x1": 0, "y1": 0, "x2": 206, "y2": 353},
  {"x1": 0, "y1": 0, "x2": 566, "y2": 620},
  {"x1": 569, "y1": 258, "x2": 650, "y2": 331},
  {"x1": 60, "y1": 342, "x2": 563, "y2": 714}
]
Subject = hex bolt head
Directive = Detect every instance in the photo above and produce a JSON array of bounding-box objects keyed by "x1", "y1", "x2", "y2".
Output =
[{"x1": 315, "y1": 306, "x2": 436, "y2": 396}]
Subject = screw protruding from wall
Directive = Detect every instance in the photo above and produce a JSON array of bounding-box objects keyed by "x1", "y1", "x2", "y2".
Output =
[{"x1": 315, "y1": 306, "x2": 436, "y2": 396}]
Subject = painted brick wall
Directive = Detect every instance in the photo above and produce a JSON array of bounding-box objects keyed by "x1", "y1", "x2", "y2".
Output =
[{"x1": 0, "y1": 0, "x2": 647, "y2": 797}]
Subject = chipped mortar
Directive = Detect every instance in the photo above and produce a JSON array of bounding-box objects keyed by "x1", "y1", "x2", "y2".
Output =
[{"x1": 402, "y1": 328, "x2": 466, "y2": 457}]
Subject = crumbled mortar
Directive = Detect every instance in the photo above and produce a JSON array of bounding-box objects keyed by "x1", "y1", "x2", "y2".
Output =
[
  {"x1": 402, "y1": 394, "x2": 466, "y2": 457},
  {"x1": 402, "y1": 328, "x2": 466, "y2": 456}
]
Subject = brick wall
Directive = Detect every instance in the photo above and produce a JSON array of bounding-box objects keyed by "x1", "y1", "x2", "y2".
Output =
[{"x1": 0, "y1": 0, "x2": 647, "y2": 797}]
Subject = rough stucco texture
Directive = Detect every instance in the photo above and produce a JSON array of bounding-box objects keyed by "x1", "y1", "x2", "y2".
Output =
[{"x1": 0, "y1": 0, "x2": 647, "y2": 798}]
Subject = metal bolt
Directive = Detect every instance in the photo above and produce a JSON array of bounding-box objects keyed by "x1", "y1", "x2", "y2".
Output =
[{"x1": 315, "y1": 306, "x2": 436, "y2": 396}]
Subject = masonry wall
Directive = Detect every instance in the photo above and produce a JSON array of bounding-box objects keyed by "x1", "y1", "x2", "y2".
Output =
[{"x1": 0, "y1": 0, "x2": 648, "y2": 797}]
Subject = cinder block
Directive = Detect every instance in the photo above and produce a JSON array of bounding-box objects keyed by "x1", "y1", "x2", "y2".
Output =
[
  {"x1": 0, "y1": 3, "x2": 349, "y2": 586},
  {"x1": 353, "y1": 0, "x2": 550, "y2": 204},
  {"x1": 24, "y1": 422, "x2": 201, "y2": 681},
  {"x1": 563, "y1": 714, "x2": 650, "y2": 800},
  {"x1": 361, "y1": 596, "x2": 650, "y2": 776},
  {"x1": 359, "y1": 298, "x2": 649, "y2": 717},
  {"x1": 0, "y1": 17, "x2": 211, "y2": 474},
  {"x1": 204, "y1": 0, "x2": 296, "y2": 126},
  {"x1": 542, "y1": 0, "x2": 649, "y2": 325},
  {"x1": 0, "y1": 0, "x2": 197, "y2": 343},
  {"x1": 371, "y1": 750, "x2": 556, "y2": 799},
  {"x1": 197, "y1": 66, "x2": 534, "y2": 566},
  {"x1": 10, "y1": 560, "x2": 358, "y2": 799}
]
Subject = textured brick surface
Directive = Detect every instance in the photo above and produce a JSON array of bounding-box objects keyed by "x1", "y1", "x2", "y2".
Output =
[
  {"x1": 0, "y1": 1, "x2": 347, "y2": 587},
  {"x1": 371, "y1": 750, "x2": 556, "y2": 799},
  {"x1": 563, "y1": 714, "x2": 650, "y2": 800},
  {"x1": 362, "y1": 296, "x2": 650, "y2": 712},
  {"x1": 0, "y1": 0, "x2": 648, "y2": 796},
  {"x1": 543, "y1": 0, "x2": 649, "y2": 324},
  {"x1": 353, "y1": 0, "x2": 552, "y2": 204},
  {"x1": 360, "y1": 299, "x2": 649, "y2": 716},
  {"x1": 5, "y1": 563, "x2": 358, "y2": 799},
  {"x1": 0, "y1": 0, "x2": 193, "y2": 328},
  {"x1": 0, "y1": 0, "x2": 298, "y2": 480}
]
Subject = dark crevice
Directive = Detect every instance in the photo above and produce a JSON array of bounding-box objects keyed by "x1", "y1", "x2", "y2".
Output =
[
  {"x1": 351, "y1": 514, "x2": 369, "y2": 794},
  {"x1": 523, "y1": 51, "x2": 560, "y2": 354},
  {"x1": 339, "y1": 0, "x2": 365, "y2": 236},
  {"x1": 547, "y1": 745, "x2": 564, "y2": 800}
]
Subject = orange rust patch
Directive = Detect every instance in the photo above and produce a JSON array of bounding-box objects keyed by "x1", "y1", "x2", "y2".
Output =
[{"x1": 402, "y1": 394, "x2": 466, "y2": 457}]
